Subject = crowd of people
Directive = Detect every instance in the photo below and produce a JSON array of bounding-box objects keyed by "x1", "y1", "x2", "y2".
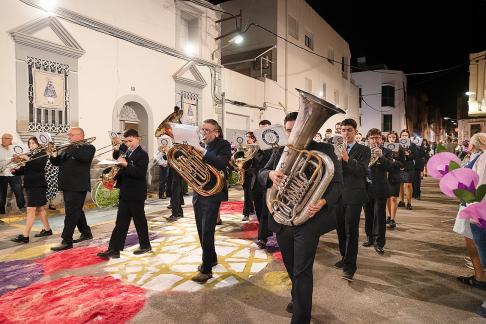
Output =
[{"x1": 1, "y1": 110, "x2": 485, "y2": 322}]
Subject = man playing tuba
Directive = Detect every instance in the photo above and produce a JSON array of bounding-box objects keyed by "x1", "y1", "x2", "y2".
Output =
[
  {"x1": 258, "y1": 112, "x2": 343, "y2": 324},
  {"x1": 190, "y1": 119, "x2": 231, "y2": 283}
]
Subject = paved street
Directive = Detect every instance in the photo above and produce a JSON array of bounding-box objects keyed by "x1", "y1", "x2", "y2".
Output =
[{"x1": 0, "y1": 178, "x2": 485, "y2": 323}]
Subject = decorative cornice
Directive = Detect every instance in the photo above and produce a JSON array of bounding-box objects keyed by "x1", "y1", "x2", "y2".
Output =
[
  {"x1": 173, "y1": 61, "x2": 207, "y2": 89},
  {"x1": 9, "y1": 16, "x2": 85, "y2": 58},
  {"x1": 19, "y1": 0, "x2": 219, "y2": 68}
]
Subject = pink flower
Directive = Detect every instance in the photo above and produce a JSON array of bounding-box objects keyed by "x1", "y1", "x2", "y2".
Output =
[
  {"x1": 427, "y1": 152, "x2": 461, "y2": 179},
  {"x1": 439, "y1": 168, "x2": 479, "y2": 197},
  {"x1": 459, "y1": 201, "x2": 486, "y2": 231}
]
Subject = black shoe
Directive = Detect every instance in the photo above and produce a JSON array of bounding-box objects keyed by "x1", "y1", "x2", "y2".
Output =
[
  {"x1": 241, "y1": 215, "x2": 249, "y2": 221},
  {"x1": 35, "y1": 229, "x2": 53, "y2": 237},
  {"x1": 51, "y1": 242, "x2": 73, "y2": 251},
  {"x1": 176, "y1": 214, "x2": 184, "y2": 219},
  {"x1": 97, "y1": 249, "x2": 120, "y2": 260},
  {"x1": 398, "y1": 201, "x2": 405, "y2": 208},
  {"x1": 11, "y1": 234, "x2": 29, "y2": 243},
  {"x1": 255, "y1": 240, "x2": 267, "y2": 249},
  {"x1": 477, "y1": 305, "x2": 486, "y2": 318},
  {"x1": 406, "y1": 203, "x2": 413, "y2": 210},
  {"x1": 166, "y1": 205, "x2": 172, "y2": 210},
  {"x1": 286, "y1": 301, "x2": 293, "y2": 314},
  {"x1": 166, "y1": 215, "x2": 178, "y2": 222},
  {"x1": 216, "y1": 219, "x2": 223, "y2": 225},
  {"x1": 197, "y1": 261, "x2": 218, "y2": 272},
  {"x1": 19, "y1": 207, "x2": 27, "y2": 213},
  {"x1": 191, "y1": 271, "x2": 213, "y2": 283},
  {"x1": 341, "y1": 272, "x2": 354, "y2": 282},
  {"x1": 73, "y1": 233, "x2": 93, "y2": 243},
  {"x1": 389, "y1": 219, "x2": 396, "y2": 229},
  {"x1": 334, "y1": 260, "x2": 344, "y2": 269},
  {"x1": 386, "y1": 217, "x2": 391, "y2": 224},
  {"x1": 133, "y1": 247, "x2": 152, "y2": 255},
  {"x1": 362, "y1": 239, "x2": 373, "y2": 247},
  {"x1": 374, "y1": 246, "x2": 385, "y2": 254}
]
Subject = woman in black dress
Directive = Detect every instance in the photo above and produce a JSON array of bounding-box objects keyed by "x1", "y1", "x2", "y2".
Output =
[
  {"x1": 398, "y1": 129, "x2": 416, "y2": 210},
  {"x1": 11, "y1": 137, "x2": 52, "y2": 243},
  {"x1": 386, "y1": 131, "x2": 405, "y2": 228}
]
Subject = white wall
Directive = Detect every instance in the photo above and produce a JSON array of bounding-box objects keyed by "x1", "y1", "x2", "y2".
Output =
[{"x1": 352, "y1": 70, "x2": 407, "y2": 136}]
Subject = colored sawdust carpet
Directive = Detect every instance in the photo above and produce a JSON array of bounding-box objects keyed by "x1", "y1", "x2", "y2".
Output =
[{"x1": 0, "y1": 276, "x2": 146, "y2": 324}]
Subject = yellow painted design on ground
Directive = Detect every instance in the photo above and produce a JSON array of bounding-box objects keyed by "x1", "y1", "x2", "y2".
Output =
[
  {"x1": 261, "y1": 271, "x2": 292, "y2": 291},
  {"x1": 104, "y1": 213, "x2": 272, "y2": 292},
  {"x1": 0, "y1": 243, "x2": 56, "y2": 261}
]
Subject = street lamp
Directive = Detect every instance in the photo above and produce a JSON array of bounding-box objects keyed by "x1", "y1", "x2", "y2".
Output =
[
  {"x1": 443, "y1": 116, "x2": 451, "y2": 120},
  {"x1": 211, "y1": 34, "x2": 244, "y2": 60},
  {"x1": 465, "y1": 91, "x2": 476, "y2": 96}
]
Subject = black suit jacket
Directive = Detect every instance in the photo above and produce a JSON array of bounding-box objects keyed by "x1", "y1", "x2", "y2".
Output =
[
  {"x1": 195, "y1": 137, "x2": 231, "y2": 202},
  {"x1": 258, "y1": 141, "x2": 343, "y2": 236},
  {"x1": 114, "y1": 145, "x2": 148, "y2": 201},
  {"x1": 367, "y1": 147, "x2": 393, "y2": 199},
  {"x1": 388, "y1": 146, "x2": 405, "y2": 184},
  {"x1": 14, "y1": 152, "x2": 47, "y2": 188},
  {"x1": 249, "y1": 148, "x2": 273, "y2": 191},
  {"x1": 341, "y1": 143, "x2": 371, "y2": 205},
  {"x1": 50, "y1": 144, "x2": 95, "y2": 192},
  {"x1": 414, "y1": 144, "x2": 426, "y2": 170}
]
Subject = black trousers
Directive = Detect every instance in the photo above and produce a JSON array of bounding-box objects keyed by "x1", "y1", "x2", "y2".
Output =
[
  {"x1": 242, "y1": 178, "x2": 254, "y2": 216},
  {"x1": 412, "y1": 169, "x2": 422, "y2": 198},
  {"x1": 170, "y1": 173, "x2": 184, "y2": 217},
  {"x1": 364, "y1": 198, "x2": 387, "y2": 248},
  {"x1": 336, "y1": 203, "x2": 362, "y2": 275},
  {"x1": 194, "y1": 197, "x2": 220, "y2": 273},
  {"x1": 108, "y1": 199, "x2": 151, "y2": 252},
  {"x1": 0, "y1": 176, "x2": 25, "y2": 212},
  {"x1": 158, "y1": 166, "x2": 169, "y2": 196},
  {"x1": 254, "y1": 188, "x2": 272, "y2": 241},
  {"x1": 276, "y1": 223, "x2": 320, "y2": 324},
  {"x1": 61, "y1": 191, "x2": 91, "y2": 244}
]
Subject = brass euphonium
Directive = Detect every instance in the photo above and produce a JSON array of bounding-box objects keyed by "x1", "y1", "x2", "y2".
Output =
[
  {"x1": 155, "y1": 111, "x2": 181, "y2": 137},
  {"x1": 230, "y1": 144, "x2": 259, "y2": 185},
  {"x1": 167, "y1": 144, "x2": 225, "y2": 197},
  {"x1": 267, "y1": 89, "x2": 345, "y2": 226},
  {"x1": 368, "y1": 144, "x2": 381, "y2": 167}
]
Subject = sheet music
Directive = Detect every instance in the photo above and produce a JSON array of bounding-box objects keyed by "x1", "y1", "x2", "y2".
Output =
[{"x1": 170, "y1": 123, "x2": 201, "y2": 148}]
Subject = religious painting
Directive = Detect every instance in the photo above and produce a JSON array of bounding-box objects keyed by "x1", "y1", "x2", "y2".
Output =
[{"x1": 33, "y1": 69, "x2": 65, "y2": 109}]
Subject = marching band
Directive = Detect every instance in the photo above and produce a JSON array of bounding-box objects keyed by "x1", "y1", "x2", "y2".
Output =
[{"x1": 0, "y1": 89, "x2": 453, "y2": 324}]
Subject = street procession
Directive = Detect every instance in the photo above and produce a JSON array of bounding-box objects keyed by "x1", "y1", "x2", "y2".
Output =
[{"x1": 0, "y1": 0, "x2": 485, "y2": 323}]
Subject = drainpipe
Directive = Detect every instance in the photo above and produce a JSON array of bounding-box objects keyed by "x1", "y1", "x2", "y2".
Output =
[{"x1": 221, "y1": 92, "x2": 226, "y2": 138}]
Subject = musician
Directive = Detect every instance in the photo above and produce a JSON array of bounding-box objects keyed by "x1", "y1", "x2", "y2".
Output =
[
  {"x1": 98, "y1": 129, "x2": 152, "y2": 259},
  {"x1": 362, "y1": 129, "x2": 393, "y2": 254},
  {"x1": 258, "y1": 112, "x2": 343, "y2": 324},
  {"x1": 50, "y1": 127, "x2": 95, "y2": 251},
  {"x1": 398, "y1": 129, "x2": 416, "y2": 210},
  {"x1": 252, "y1": 119, "x2": 273, "y2": 249},
  {"x1": 412, "y1": 137, "x2": 427, "y2": 200},
  {"x1": 241, "y1": 131, "x2": 256, "y2": 222},
  {"x1": 324, "y1": 128, "x2": 333, "y2": 143},
  {"x1": 385, "y1": 131, "x2": 405, "y2": 229},
  {"x1": 335, "y1": 118, "x2": 371, "y2": 281},
  {"x1": 155, "y1": 135, "x2": 171, "y2": 199},
  {"x1": 313, "y1": 132, "x2": 322, "y2": 142},
  {"x1": 167, "y1": 107, "x2": 185, "y2": 222},
  {"x1": 11, "y1": 137, "x2": 52, "y2": 243},
  {"x1": 0, "y1": 133, "x2": 26, "y2": 214},
  {"x1": 334, "y1": 122, "x2": 342, "y2": 135},
  {"x1": 191, "y1": 119, "x2": 231, "y2": 283}
]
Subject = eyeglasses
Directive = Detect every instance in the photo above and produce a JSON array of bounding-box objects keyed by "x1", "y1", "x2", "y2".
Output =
[{"x1": 201, "y1": 128, "x2": 216, "y2": 133}]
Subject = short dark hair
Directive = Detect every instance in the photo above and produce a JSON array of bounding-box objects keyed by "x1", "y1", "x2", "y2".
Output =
[
  {"x1": 174, "y1": 106, "x2": 180, "y2": 112},
  {"x1": 367, "y1": 128, "x2": 381, "y2": 137},
  {"x1": 259, "y1": 119, "x2": 271, "y2": 126},
  {"x1": 326, "y1": 129, "x2": 332, "y2": 133},
  {"x1": 203, "y1": 119, "x2": 222, "y2": 138},
  {"x1": 284, "y1": 112, "x2": 298, "y2": 124},
  {"x1": 124, "y1": 128, "x2": 139, "y2": 138},
  {"x1": 341, "y1": 118, "x2": 357, "y2": 130},
  {"x1": 400, "y1": 129, "x2": 410, "y2": 137},
  {"x1": 246, "y1": 131, "x2": 256, "y2": 142},
  {"x1": 28, "y1": 136, "x2": 39, "y2": 146}
]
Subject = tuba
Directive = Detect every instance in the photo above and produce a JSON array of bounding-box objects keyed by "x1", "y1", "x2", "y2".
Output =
[
  {"x1": 155, "y1": 111, "x2": 181, "y2": 137},
  {"x1": 267, "y1": 89, "x2": 345, "y2": 226},
  {"x1": 230, "y1": 144, "x2": 259, "y2": 185},
  {"x1": 167, "y1": 144, "x2": 225, "y2": 197}
]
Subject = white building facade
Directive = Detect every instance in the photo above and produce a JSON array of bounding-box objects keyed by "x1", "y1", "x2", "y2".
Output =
[
  {"x1": 351, "y1": 70, "x2": 407, "y2": 136},
  {"x1": 220, "y1": 0, "x2": 360, "y2": 132}
]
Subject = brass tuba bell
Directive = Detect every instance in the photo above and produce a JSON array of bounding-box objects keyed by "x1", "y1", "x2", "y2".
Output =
[
  {"x1": 267, "y1": 89, "x2": 345, "y2": 226},
  {"x1": 230, "y1": 144, "x2": 259, "y2": 185}
]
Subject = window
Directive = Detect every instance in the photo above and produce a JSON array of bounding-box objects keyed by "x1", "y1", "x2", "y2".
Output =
[
  {"x1": 304, "y1": 33, "x2": 313, "y2": 50},
  {"x1": 359, "y1": 87, "x2": 362, "y2": 108},
  {"x1": 305, "y1": 78, "x2": 312, "y2": 92},
  {"x1": 381, "y1": 84, "x2": 395, "y2": 107},
  {"x1": 327, "y1": 47, "x2": 334, "y2": 64},
  {"x1": 177, "y1": 6, "x2": 201, "y2": 56},
  {"x1": 383, "y1": 114, "x2": 393, "y2": 132},
  {"x1": 471, "y1": 123, "x2": 482, "y2": 135},
  {"x1": 288, "y1": 15, "x2": 299, "y2": 39},
  {"x1": 342, "y1": 56, "x2": 348, "y2": 79}
]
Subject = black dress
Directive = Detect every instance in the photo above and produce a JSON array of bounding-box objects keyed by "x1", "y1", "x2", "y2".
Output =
[{"x1": 15, "y1": 153, "x2": 48, "y2": 207}]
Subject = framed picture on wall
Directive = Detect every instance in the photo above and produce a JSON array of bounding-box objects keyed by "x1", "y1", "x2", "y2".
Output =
[{"x1": 33, "y1": 69, "x2": 65, "y2": 109}]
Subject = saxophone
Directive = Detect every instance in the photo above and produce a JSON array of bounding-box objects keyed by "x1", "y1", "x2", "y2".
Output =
[{"x1": 267, "y1": 89, "x2": 345, "y2": 226}]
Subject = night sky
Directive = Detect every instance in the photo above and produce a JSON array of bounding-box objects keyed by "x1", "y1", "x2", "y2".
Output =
[{"x1": 210, "y1": 0, "x2": 486, "y2": 117}]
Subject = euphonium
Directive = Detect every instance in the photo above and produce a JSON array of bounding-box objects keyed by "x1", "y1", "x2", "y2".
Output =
[
  {"x1": 368, "y1": 144, "x2": 381, "y2": 167},
  {"x1": 267, "y1": 89, "x2": 345, "y2": 226},
  {"x1": 230, "y1": 144, "x2": 259, "y2": 185},
  {"x1": 167, "y1": 144, "x2": 225, "y2": 197},
  {"x1": 155, "y1": 111, "x2": 181, "y2": 137}
]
